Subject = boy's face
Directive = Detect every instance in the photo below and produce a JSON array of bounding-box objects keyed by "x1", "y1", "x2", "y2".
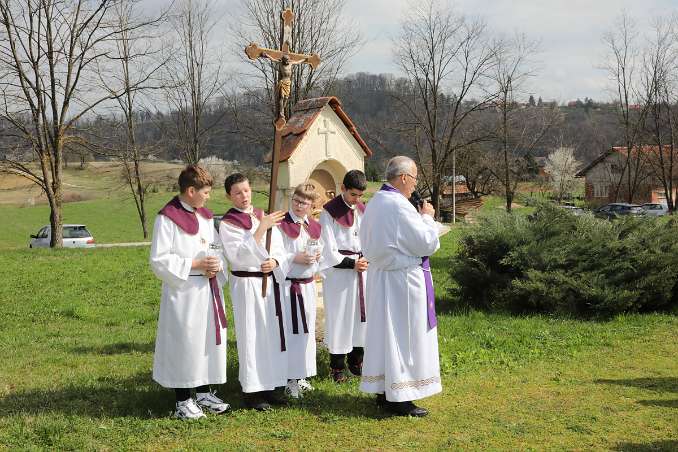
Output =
[
  {"x1": 291, "y1": 196, "x2": 312, "y2": 218},
  {"x1": 341, "y1": 184, "x2": 365, "y2": 206},
  {"x1": 185, "y1": 185, "x2": 211, "y2": 209},
  {"x1": 228, "y1": 180, "x2": 251, "y2": 210}
]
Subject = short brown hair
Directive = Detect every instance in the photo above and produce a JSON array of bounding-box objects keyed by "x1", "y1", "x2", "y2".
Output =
[
  {"x1": 178, "y1": 165, "x2": 213, "y2": 193},
  {"x1": 224, "y1": 172, "x2": 249, "y2": 195},
  {"x1": 292, "y1": 183, "x2": 319, "y2": 202}
]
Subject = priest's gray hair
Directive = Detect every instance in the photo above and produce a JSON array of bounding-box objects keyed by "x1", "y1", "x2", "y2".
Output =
[{"x1": 385, "y1": 156, "x2": 416, "y2": 181}]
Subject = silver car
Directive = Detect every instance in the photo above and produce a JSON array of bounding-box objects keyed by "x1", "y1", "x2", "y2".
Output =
[
  {"x1": 641, "y1": 203, "x2": 668, "y2": 217},
  {"x1": 29, "y1": 224, "x2": 96, "y2": 248}
]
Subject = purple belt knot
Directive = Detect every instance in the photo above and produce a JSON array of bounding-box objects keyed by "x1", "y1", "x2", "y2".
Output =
[
  {"x1": 338, "y1": 249, "x2": 366, "y2": 323},
  {"x1": 287, "y1": 276, "x2": 314, "y2": 334}
]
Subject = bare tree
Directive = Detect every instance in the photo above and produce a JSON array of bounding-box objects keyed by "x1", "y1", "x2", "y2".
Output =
[
  {"x1": 164, "y1": 0, "x2": 227, "y2": 164},
  {"x1": 602, "y1": 11, "x2": 652, "y2": 203},
  {"x1": 232, "y1": 0, "x2": 362, "y2": 138},
  {"x1": 0, "y1": 0, "x2": 153, "y2": 247},
  {"x1": 93, "y1": 0, "x2": 169, "y2": 238},
  {"x1": 487, "y1": 34, "x2": 561, "y2": 212},
  {"x1": 393, "y1": 0, "x2": 498, "y2": 216},
  {"x1": 544, "y1": 147, "x2": 582, "y2": 203},
  {"x1": 641, "y1": 15, "x2": 678, "y2": 213}
]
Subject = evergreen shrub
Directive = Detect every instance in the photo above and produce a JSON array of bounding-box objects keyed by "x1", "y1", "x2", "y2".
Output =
[{"x1": 450, "y1": 203, "x2": 678, "y2": 317}]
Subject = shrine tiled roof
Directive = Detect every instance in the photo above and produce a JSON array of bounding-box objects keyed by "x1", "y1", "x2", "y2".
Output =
[{"x1": 264, "y1": 96, "x2": 373, "y2": 163}]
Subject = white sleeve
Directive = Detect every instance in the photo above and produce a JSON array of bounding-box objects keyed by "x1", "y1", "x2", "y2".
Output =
[
  {"x1": 395, "y1": 208, "x2": 440, "y2": 258},
  {"x1": 149, "y1": 215, "x2": 192, "y2": 288},
  {"x1": 219, "y1": 221, "x2": 269, "y2": 268},
  {"x1": 319, "y1": 211, "x2": 343, "y2": 269},
  {"x1": 270, "y1": 226, "x2": 292, "y2": 281}
]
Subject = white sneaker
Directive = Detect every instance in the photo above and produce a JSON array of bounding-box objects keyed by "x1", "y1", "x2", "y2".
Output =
[
  {"x1": 196, "y1": 390, "x2": 231, "y2": 414},
  {"x1": 174, "y1": 398, "x2": 206, "y2": 420},
  {"x1": 284, "y1": 379, "x2": 301, "y2": 399},
  {"x1": 297, "y1": 378, "x2": 314, "y2": 392}
]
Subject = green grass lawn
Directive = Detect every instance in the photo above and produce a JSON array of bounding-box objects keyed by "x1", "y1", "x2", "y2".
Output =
[
  {"x1": 0, "y1": 231, "x2": 676, "y2": 450},
  {"x1": 0, "y1": 190, "x2": 271, "y2": 250}
]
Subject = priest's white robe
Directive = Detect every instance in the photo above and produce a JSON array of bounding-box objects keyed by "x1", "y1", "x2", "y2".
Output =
[
  {"x1": 359, "y1": 188, "x2": 442, "y2": 402},
  {"x1": 219, "y1": 214, "x2": 288, "y2": 393},
  {"x1": 277, "y1": 211, "x2": 323, "y2": 379},
  {"x1": 319, "y1": 207, "x2": 367, "y2": 354},
  {"x1": 149, "y1": 206, "x2": 227, "y2": 388}
]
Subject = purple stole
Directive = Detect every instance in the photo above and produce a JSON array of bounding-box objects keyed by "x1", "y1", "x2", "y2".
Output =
[
  {"x1": 221, "y1": 207, "x2": 287, "y2": 351},
  {"x1": 379, "y1": 184, "x2": 437, "y2": 329},
  {"x1": 158, "y1": 197, "x2": 228, "y2": 344},
  {"x1": 279, "y1": 213, "x2": 321, "y2": 335}
]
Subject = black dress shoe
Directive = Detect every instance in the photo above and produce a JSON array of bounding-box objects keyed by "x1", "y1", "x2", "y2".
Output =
[
  {"x1": 263, "y1": 388, "x2": 288, "y2": 406},
  {"x1": 243, "y1": 392, "x2": 272, "y2": 411},
  {"x1": 385, "y1": 400, "x2": 428, "y2": 417},
  {"x1": 347, "y1": 361, "x2": 363, "y2": 376},
  {"x1": 375, "y1": 393, "x2": 386, "y2": 407},
  {"x1": 330, "y1": 367, "x2": 349, "y2": 383}
]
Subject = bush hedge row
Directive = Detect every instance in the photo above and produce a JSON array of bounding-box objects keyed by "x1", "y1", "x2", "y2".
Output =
[{"x1": 450, "y1": 203, "x2": 678, "y2": 317}]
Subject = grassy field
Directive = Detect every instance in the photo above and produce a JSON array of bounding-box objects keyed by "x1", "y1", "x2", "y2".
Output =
[
  {"x1": 0, "y1": 235, "x2": 676, "y2": 450},
  {"x1": 0, "y1": 178, "x2": 676, "y2": 450}
]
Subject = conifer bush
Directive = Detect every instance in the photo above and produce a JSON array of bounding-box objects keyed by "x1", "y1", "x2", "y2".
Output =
[{"x1": 450, "y1": 203, "x2": 678, "y2": 316}]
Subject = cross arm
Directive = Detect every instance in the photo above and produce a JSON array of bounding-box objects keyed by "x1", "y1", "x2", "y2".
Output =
[{"x1": 244, "y1": 43, "x2": 321, "y2": 69}]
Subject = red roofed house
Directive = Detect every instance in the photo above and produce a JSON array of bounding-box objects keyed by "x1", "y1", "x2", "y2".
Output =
[
  {"x1": 576, "y1": 145, "x2": 677, "y2": 206},
  {"x1": 265, "y1": 96, "x2": 372, "y2": 210}
]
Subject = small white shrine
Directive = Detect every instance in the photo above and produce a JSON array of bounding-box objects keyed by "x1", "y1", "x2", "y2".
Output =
[{"x1": 266, "y1": 97, "x2": 373, "y2": 210}]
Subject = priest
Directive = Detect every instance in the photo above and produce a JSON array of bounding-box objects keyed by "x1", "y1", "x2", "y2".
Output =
[{"x1": 359, "y1": 156, "x2": 441, "y2": 417}]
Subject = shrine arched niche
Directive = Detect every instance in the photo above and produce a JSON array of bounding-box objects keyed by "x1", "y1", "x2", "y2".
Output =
[{"x1": 307, "y1": 158, "x2": 347, "y2": 211}]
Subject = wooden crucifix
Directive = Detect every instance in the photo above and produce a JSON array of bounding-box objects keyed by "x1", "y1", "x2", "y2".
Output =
[{"x1": 245, "y1": 8, "x2": 321, "y2": 295}]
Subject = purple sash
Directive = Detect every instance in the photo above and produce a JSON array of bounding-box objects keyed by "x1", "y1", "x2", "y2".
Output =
[
  {"x1": 338, "y1": 249, "x2": 366, "y2": 323},
  {"x1": 323, "y1": 195, "x2": 365, "y2": 228},
  {"x1": 231, "y1": 270, "x2": 286, "y2": 352},
  {"x1": 209, "y1": 277, "x2": 228, "y2": 344},
  {"x1": 287, "y1": 276, "x2": 314, "y2": 334},
  {"x1": 158, "y1": 196, "x2": 213, "y2": 235},
  {"x1": 380, "y1": 184, "x2": 399, "y2": 193},
  {"x1": 421, "y1": 257, "x2": 437, "y2": 329},
  {"x1": 221, "y1": 207, "x2": 264, "y2": 230},
  {"x1": 279, "y1": 212, "x2": 321, "y2": 239}
]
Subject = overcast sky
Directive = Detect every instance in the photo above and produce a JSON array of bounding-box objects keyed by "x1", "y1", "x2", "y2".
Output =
[{"x1": 143, "y1": 0, "x2": 676, "y2": 103}]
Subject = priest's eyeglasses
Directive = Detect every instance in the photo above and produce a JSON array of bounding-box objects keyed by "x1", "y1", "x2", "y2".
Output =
[
  {"x1": 292, "y1": 198, "x2": 312, "y2": 207},
  {"x1": 404, "y1": 173, "x2": 418, "y2": 182}
]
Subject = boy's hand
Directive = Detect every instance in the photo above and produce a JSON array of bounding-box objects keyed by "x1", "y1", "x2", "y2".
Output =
[
  {"x1": 354, "y1": 257, "x2": 369, "y2": 272},
  {"x1": 193, "y1": 256, "x2": 220, "y2": 273},
  {"x1": 293, "y1": 252, "x2": 316, "y2": 265},
  {"x1": 260, "y1": 211, "x2": 286, "y2": 230},
  {"x1": 260, "y1": 258, "x2": 277, "y2": 273}
]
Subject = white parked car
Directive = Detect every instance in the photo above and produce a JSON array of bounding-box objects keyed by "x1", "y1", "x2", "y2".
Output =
[
  {"x1": 641, "y1": 203, "x2": 669, "y2": 217},
  {"x1": 29, "y1": 224, "x2": 96, "y2": 248}
]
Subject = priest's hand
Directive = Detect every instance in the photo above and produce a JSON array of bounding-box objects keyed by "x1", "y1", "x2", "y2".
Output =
[
  {"x1": 260, "y1": 258, "x2": 278, "y2": 273},
  {"x1": 354, "y1": 257, "x2": 369, "y2": 272},
  {"x1": 419, "y1": 200, "x2": 435, "y2": 217}
]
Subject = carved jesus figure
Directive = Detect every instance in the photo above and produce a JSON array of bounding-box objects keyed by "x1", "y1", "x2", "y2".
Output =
[{"x1": 264, "y1": 53, "x2": 311, "y2": 119}]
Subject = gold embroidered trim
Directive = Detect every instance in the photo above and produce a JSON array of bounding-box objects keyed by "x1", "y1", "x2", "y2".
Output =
[
  {"x1": 361, "y1": 374, "x2": 385, "y2": 383},
  {"x1": 391, "y1": 376, "x2": 440, "y2": 390}
]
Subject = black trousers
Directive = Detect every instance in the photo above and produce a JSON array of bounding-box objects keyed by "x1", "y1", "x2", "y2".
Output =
[
  {"x1": 330, "y1": 347, "x2": 364, "y2": 369},
  {"x1": 174, "y1": 385, "x2": 210, "y2": 402}
]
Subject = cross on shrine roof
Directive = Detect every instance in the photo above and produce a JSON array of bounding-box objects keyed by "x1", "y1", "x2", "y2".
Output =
[{"x1": 264, "y1": 96, "x2": 373, "y2": 163}]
